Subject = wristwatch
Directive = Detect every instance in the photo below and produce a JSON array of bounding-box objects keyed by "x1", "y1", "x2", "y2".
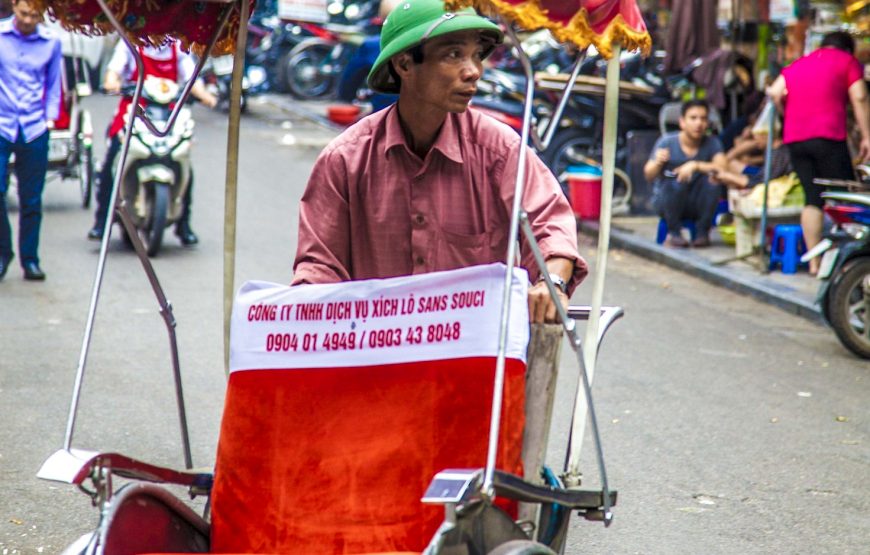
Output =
[{"x1": 537, "y1": 273, "x2": 567, "y2": 294}]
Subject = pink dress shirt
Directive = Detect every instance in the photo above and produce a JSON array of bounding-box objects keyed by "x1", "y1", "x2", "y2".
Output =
[
  {"x1": 293, "y1": 105, "x2": 587, "y2": 293},
  {"x1": 782, "y1": 47, "x2": 863, "y2": 144}
]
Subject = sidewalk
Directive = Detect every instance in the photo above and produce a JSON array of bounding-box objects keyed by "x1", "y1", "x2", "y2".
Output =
[{"x1": 581, "y1": 216, "x2": 822, "y2": 323}]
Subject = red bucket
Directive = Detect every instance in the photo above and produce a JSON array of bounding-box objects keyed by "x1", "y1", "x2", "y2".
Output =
[{"x1": 566, "y1": 166, "x2": 602, "y2": 220}]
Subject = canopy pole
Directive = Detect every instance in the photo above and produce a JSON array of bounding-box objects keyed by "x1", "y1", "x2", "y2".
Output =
[
  {"x1": 483, "y1": 22, "x2": 536, "y2": 498},
  {"x1": 224, "y1": 0, "x2": 250, "y2": 376},
  {"x1": 566, "y1": 45, "x2": 621, "y2": 477},
  {"x1": 757, "y1": 99, "x2": 776, "y2": 272}
]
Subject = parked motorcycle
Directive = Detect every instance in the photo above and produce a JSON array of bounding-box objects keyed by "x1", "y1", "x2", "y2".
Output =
[
  {"x1": 201, "y1": 53, "x2": 268, "y2": 113},
  {"x1": 802, "y1": 185, "x2": 870, "y2": 359},
  {"x1": 116, "y1": 77, "x2": 195, "y2": 256}
]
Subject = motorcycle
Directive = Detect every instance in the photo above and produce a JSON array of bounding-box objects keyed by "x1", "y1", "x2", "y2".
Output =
[
  {"x1": 116, "y1": 77, "x2": 195, "y2": 256},
  {"x1": 201, "y1": 53, "x2": 268, "y2": 113},
  {"x1": 801, "y1": 183, "x2": 870, "y2": 359}
]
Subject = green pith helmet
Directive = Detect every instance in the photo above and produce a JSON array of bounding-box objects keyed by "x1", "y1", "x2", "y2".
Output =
[{"x1": 367, "y1": 0, "x2": 503, "y2": 94}]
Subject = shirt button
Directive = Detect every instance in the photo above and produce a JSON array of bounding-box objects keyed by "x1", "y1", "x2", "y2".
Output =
[
  {"x1": 415, "y1": 214, "x2": 425, "y2": 225},
  {"x1": 415, "y1": 256, "x2": 424, "y2": 266}
]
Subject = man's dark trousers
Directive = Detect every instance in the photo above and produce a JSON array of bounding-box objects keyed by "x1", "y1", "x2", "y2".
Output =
[
  {"x1": 654, "y1": 175, "x2": 720, "y2": 238},
  {"x1": 0, "y1": 130, "x2": 49, "y2": 266}
]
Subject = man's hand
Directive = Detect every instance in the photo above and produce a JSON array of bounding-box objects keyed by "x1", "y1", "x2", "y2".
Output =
[
  {"x1": 674, "y1": 160, "x2": 697, "y2": 183},
  {"x1": 654, "y1": 147, "x2": 670, "y2": 166},
  {"x1": 859, "y1": 137, "x2": 870, "y2": 163},
  {"x1": 527, "y1": 280, "x2": 569, "y2": 324}
]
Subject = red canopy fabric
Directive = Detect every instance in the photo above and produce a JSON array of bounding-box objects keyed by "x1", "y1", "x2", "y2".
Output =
[
  {"x1": 446, "y1": 0, "x2": 650, "y2": 58},
  {"x1": 36, "y1": 0, "x2": 249, "y2": 54}
]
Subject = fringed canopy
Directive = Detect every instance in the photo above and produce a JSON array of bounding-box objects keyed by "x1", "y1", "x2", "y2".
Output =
[
  {"x1": 445, "y1": 0, "x2": 650, "y2": 58},
  {"x1": 34, "y1": 0, "x2": 251, "y2": 55}
]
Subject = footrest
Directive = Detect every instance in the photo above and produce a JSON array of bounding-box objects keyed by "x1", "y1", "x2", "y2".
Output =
[{"x1": 493, "y1": 470, "x2": 617, "y2": 510}]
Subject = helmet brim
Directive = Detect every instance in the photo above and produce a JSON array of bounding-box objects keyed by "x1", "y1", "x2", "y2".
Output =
[{"x1": 367, "y1": 17, "x2": 503, "y2": 94}]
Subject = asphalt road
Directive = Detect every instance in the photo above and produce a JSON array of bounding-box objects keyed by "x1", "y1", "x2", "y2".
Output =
[{"x1": 1, "y1": 94, "x2": 868, "y2": 554}]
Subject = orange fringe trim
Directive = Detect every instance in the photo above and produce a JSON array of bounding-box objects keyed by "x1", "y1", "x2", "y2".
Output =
[
  {"x1": 446, "y1": 0, "x2": 651, "y2": 58},
  {"x1": 32, "y1": 0, "x2": 243, "y2": 55}
]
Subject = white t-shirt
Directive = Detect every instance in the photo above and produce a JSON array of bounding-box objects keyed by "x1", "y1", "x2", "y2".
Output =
[{"x1": 106, "y1": 41, "x2": 196, "y2": 84}]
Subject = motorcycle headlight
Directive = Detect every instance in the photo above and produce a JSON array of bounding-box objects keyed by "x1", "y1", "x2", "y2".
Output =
[{"x1": 261, "y1": 34, "x2": 272, "y2": 51}]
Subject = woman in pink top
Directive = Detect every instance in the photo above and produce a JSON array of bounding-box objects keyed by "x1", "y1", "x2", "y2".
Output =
[{"x1": 767, "y1": 31, "x2": 870, "y2": 274}]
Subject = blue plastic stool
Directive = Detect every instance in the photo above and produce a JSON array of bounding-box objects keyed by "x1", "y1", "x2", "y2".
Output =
[
  {"x1": 768, "y1": 224, "x2": 807, "y2": 274},
  {"x1": 656, "y1": 219, "x2": 697, "y2": 244},
  {"x1": 655, "y1": 200, "x2": 729, "y2": 244}
]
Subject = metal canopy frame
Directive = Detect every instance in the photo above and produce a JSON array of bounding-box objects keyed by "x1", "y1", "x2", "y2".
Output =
[
  {"x1": 484, "y1": 22, "x2": 625, "y2": 526},
  {"x1": 59, "y1": 0, "x2": 250, "y2": 471}
]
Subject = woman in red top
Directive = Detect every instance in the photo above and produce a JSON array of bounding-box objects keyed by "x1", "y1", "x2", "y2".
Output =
[{"x1": 768, "y1": 31, "x2": 870, "y2": 274}]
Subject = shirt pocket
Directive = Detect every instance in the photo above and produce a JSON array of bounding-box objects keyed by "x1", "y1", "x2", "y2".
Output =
[{"x1": 437, "y1": 226, "x2": 507, "y2": 268}]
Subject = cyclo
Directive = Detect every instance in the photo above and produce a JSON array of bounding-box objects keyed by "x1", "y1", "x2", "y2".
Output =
[
  {"x1": 8, "y1": 49, "x2": 95, "y2": 208},
  {"x1": 33, "y1": 0, "x2": 651, "y2": 553}
]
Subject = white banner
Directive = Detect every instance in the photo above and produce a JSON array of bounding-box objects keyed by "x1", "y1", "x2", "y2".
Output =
[
  {"x1": 278, "y1": 0, "x2": 328, "y2": 23},
  {"x1": 230, "y1": 264, "x2": 530, "y2": 371}
]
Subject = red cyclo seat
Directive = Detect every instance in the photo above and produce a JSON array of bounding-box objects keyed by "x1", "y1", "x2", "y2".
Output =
[{"x1": 52, "y1": 86, "x2": 71, "y2": 131}]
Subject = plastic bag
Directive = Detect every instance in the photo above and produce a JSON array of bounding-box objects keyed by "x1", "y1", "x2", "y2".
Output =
[{"x1": 751, "y1": 98, "x2": 782, "y2": 137}]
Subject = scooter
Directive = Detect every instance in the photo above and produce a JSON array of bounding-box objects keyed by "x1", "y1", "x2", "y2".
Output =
[
  {"x1": 802, "y1": 184, "x2": 870, "y2": 359},
  {"x1": 116, "y1": 77, "x2": 194, "y2": 256}
]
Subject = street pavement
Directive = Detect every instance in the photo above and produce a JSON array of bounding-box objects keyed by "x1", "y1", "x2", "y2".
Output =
[{"x1": 0, "y1": 93, "x2": 868, "y2": 554}]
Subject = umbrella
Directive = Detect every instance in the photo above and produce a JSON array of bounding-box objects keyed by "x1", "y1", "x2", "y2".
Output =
[
  {"x1": 662, "y1": 0, "x2": 718, "y2": 74},
  {"x1": 448, "y1": 0, "x2": 650, "y2": 58}
]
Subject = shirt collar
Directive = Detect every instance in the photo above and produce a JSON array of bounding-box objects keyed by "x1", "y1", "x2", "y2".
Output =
[
  {"x1": 384, "y1": 106, "x2": 464, "y2": 165},
  {"x1": 1, "y1": 18, "x2": 52, "y2": 40}
]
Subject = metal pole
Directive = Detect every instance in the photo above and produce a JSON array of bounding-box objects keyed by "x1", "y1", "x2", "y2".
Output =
[
  {"x1": 482, "y1": 23, "x2": 536, "y2": 497},
  {"x1": 757, "y1": 99, "x2": 776, "y2": 269},
  {"x1": 224, "y1": 0, "x2": 250, "y2": 375},
  {"x1": 64, "y1": 0, "x2": 149, "y2": 451},
  {"x1": 566, "y1": 47, "x2": 621, "y2": 477}
]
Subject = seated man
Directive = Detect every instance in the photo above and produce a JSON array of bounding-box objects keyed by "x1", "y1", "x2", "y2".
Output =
[
  {"x1": 293, "y1": 0, "x2": 587, "y2": 323},
  {"x1": 644, "y1": 99, "x2": 727, "y2": 248}
]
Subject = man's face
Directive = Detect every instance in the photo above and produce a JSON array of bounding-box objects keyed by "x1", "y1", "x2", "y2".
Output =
[
  {"x1": 679, "y1": 106, "x2": 709, "y2": 141},
  {"x1": 395, "y1": 29, "x2": 488, "y2": 114},
  {"x1": 12, "y1": 0, "x2": 43, "y2": 35}
]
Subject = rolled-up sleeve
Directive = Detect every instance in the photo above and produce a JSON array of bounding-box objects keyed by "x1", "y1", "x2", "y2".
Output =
[
  {"x1": 44, "y1": 40, "x2": 62, "y2": 122},
  {"x1": 500, "y1": 141, "x2": 588, "y2": 294},
  {"x1": 292, "y1": 146, "x2": 353, "y2": 285}
]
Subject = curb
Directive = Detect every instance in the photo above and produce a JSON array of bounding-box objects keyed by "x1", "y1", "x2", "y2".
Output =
[{"x1": 580, "y1": 221, "x2": 824, "y2": 324}]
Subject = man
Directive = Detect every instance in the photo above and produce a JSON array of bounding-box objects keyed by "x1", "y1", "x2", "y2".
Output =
[
  {"x1": 643, "y1": 99, "x2": 726, "y2": 248},
  {"x1": 88, "y1": 40, "x2": 217, "y2": 244},
  {"x1": 0, "y1": 0, "x2": 61, "y2": 281},
  {"x1": 293, "y1": 0, "x2": 586, "y2": 323}
]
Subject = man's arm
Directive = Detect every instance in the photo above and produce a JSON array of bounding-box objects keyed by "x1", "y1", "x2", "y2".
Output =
[
  {"x1": 848, "y1": 78, "x2": 870, "y2": 162},
  {"x1": 644, "y1": 142, "x2": 669, "y2": 182},
  {"x1": 504, "y1": 143, "x2": 587, "y2": 323},
  {"x1": 766, "y1": 75, "x2": 787, "y2": 112},
  {"x1": 44, "y1": 39, "x2": 62, "y2": 122},
  {"x1": 292, "y1": 147, "x2": 352, "y2": 285}
]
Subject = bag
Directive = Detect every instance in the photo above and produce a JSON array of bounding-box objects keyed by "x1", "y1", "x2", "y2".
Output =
[
  {"x1": 751, "y1": 98, "x2": 782, "y2": 137},
  {"x1": 747, "y1": 172, "x2": 804, "y2": 208}
]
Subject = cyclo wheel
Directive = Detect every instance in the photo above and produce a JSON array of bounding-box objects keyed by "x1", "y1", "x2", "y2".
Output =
[
  {"x1": 78, "y1": 143, "x2": 94, "y2": 209},
  {"x1": 140, "y1": 183, "x2": 169, "y2": 257}
]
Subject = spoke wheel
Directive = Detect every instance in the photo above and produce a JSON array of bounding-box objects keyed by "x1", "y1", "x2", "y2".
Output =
[{"x1": 78, "y1": 143, "x2": 94, "y2": 209}]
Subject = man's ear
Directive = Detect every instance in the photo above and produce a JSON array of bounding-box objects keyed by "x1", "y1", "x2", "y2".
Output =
[{"x1": 392, "y1": 52, "x2": 412, "y2": 78}]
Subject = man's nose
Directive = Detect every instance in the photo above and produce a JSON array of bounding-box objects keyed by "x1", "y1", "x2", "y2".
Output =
[{"x1": 461, "y1": 58, "x2": 482, "y2": 81}]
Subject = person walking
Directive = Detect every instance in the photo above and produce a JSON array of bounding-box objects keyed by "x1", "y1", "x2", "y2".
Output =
[
  {"x1": 643, "y1": 99, "x2": 727, "y2": 248},
  {"x1": 767, "y1": 31, "x2": 870, "y2": 274},
  {"x1": 0, "y1": 0, "x2": 62, "y2": 281}
]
